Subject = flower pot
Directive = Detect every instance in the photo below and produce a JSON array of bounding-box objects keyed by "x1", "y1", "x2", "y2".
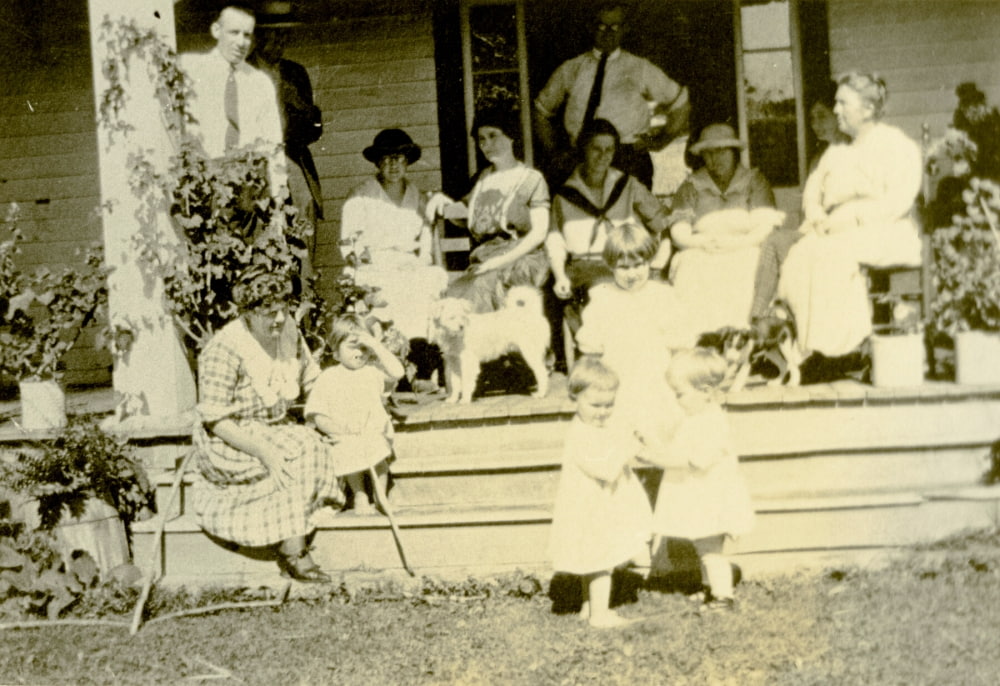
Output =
[
  {"x1": 955, "y1": 330, "x2": 1000, "y2": 385},
  {"x1": 18, "y1": 379, "x2": 67, "y2": 431},
  {"x1": 52, "y1": 498, "x2": 130, "y2": 575},
  {"x1": 870, "y1": 333, "x2": 925, "y2": 387}
]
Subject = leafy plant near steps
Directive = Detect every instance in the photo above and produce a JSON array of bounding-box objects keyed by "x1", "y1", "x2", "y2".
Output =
[
  {"x1": 131, "y1": 141, "x2": 315, "y2": 355},
  {"x1": 0, "y1": 527, "x2": 99, "y2": 620},
  {"x1": 930, "y1": 177, "x2": 1000, "y2": 334},
  {"x1": 0, "y1": 417, "x2": 155, "y2": 531}
]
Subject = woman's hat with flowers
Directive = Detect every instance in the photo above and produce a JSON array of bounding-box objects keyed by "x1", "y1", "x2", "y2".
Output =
[
  {"x1": 363, "y1": 128, "x2": 422, "y2": 165},
  {"x1": 689, "y1": 123, "x2": 745, "y2": 156}
]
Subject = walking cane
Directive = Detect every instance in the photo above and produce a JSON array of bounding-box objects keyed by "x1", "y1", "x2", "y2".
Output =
[{"x1": 368, "y1": 465, "x2": 415, "y2": 576}]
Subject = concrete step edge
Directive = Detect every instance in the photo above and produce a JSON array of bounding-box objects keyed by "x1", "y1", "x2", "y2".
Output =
[
  {"x1": 132, "y1": 503, "x2": 555, "y2": 534},
  {"x1": 135, "y1": 489, "x2": 975, "y2": 536}
]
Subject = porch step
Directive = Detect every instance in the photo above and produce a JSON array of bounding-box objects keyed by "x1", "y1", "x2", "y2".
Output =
[
  {"x1": 150, "y1": 440, "x2": 991, "y2": 521},
  {"x1": 132, "y1": 486, "x2": 1000, "y2": 581},
  {"x1": 132, "y1": 504, "x2": 553, "y2": 579}
]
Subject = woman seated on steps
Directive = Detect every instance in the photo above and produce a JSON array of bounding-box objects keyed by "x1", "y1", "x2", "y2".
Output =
[{"x1": 190, "y1": 267, "x2": 343, "y2": 583}]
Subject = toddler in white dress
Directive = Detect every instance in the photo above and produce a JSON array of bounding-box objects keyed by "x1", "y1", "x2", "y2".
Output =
[
  {"x1": 646, "y1": 347, "x2": 755, "y2": 610},
  {"x1": 549, "y1": 356, "x2": 652, "y2": 628},
  {"x1": 305, "y1": 314, "x2": 404, "y2": 514}
]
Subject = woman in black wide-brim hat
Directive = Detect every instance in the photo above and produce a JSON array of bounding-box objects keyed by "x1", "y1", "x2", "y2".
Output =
[{"x1": 341, "y1": 128, "x2": 449, "y2": 344}]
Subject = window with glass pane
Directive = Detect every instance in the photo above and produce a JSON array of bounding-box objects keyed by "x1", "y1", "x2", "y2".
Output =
[
  {"x1": 469, "y1": 4, "x2": 520, "y2": 111},
  {"x1": 740, "y1": 0, "x2": 799, "y2": 186}
]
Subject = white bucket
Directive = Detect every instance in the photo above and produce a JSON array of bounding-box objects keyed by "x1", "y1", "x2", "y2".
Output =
[
  {"x1": 955, "y1": 330, "x2": 1000, "y2": 385},
  {"x1": 870, "y1": 334, "x2": 925, "y2": 387},
  {"x1": 18, "y1": 379, "x2": 67, "y2": 431},
  {"x1": 54, "y1": 499, "x2": 130, "y2": 574}
]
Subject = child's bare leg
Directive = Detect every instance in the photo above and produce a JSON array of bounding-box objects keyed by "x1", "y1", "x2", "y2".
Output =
[
  {"x1": 345, "y1": 472, "x2": 373, "y2": 512},
  {"x1": 693, "y1": 535, "x2": 732, "y2": 600},
  {"x1": 584, "y1": 571, "x2": 629, "y2": 628},
  {"x1": 578, "y1": 576, "x2": 591, "y2": 619}
]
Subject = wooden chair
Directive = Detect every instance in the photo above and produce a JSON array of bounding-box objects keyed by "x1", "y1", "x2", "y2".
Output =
[
  {"x1": 866, "y1": 123, "x2": 935, "y2": 334},
  {"x1": 431, "y1": 217, "x2": 471, "y2": 281}
]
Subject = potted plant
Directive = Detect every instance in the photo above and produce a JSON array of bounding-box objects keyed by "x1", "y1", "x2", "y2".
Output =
[
  {"x1": 0, "y1": 417, "x2": 155, "y2": 574},
  {"x1": 0, "y1": 212, "x2": 109, "y2": 429},
  {"x1": 929, "y1": 177, "x2": 1000, "y2": 384},
  {"x1": 869, "y1": 297, "x2": 925, "y2": 387}
]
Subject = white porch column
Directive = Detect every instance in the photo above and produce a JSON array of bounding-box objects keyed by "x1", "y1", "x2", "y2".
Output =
[{"x1": 87, "y1": 0, "x2": 197, "y2": 427}]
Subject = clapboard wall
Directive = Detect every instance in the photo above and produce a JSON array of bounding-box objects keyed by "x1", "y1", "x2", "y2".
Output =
[
  {"x1": 827, "y1": 0, "x2": 1000, "y2": 141},
  {"x1": 0, "y1": 6, "x2": 109, "y2": 387}
]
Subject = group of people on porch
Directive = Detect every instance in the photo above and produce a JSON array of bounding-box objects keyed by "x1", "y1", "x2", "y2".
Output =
[
  {"x1": 182, "y1": 3, "x2": 927, "y2": 592},
  {"x1": 332, "y1": 3, "x2": 923, "y2": 381}
]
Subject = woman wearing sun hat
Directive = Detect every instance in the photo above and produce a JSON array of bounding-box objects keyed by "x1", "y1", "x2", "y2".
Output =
[
  {"x1": 340, "y1": 128, "x2": 449, "y2": 343},
  {"x1": 667, "y1": 123, "x2": 783, "y2": 339}
]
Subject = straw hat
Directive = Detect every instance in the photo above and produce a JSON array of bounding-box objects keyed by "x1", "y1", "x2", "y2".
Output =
[
  {"x1": 362, "y1": 129, "x2": 422, "y2": 165},
  {"x1": 689, "y1": 123, "x2": 745, "y2": 156},
  {"x1": 256, "y1": 1, "x2": 304, "y2": 28}
]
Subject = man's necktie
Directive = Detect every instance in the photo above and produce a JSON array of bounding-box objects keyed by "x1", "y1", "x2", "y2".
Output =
[
  {"x1": 224, "y1": 66, "x2": 239, "y2": 152},
  {"x1": 581, "y1": 51, "x2": 609, "y2": 135}
]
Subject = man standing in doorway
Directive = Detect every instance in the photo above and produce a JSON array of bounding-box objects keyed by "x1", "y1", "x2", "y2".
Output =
[
  {"x1": 534, "y1": 2, "x2": 688, "y2": 189},
  {"x1": 180, "y1": 3, "x2": 286, "y2": 195},
  {"x1": 250, "y1": 2, "x2": 324, "y2": 272}
]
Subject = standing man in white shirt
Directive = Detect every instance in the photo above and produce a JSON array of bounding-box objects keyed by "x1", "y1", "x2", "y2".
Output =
[
  {"x1": 534, "y1": 2, "x2": 688, "y2": 190},
  {"x1": 180, "y1": 3, "x2": 286, "y2": 195}
]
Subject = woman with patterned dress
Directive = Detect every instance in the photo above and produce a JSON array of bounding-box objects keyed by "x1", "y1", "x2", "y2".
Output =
[
  {"x1": 341, "y1": 129, "x2": 449, "y2": 340},
  {"x1": 439, "y1": 107, "x2": 551, "y2": 312},
  {"x1": 191, "y1": 267, "x2": 342, "y2": 583}
]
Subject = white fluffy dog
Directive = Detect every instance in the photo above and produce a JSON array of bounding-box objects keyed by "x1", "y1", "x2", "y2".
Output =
[{"x1": 429, "y1": 286, "x2": 551, "y2": 403}]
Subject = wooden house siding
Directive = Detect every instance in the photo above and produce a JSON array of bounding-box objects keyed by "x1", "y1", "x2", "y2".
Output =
[
  {"x1": 277, "y1": 13, "x2": 442, "y2": 301},
  {"x1": 827, "y1": 0, "x2": 1000, "y2": 141},
  {"x1": 0, "y1": 48, "x2": 109, "y2": 386}
]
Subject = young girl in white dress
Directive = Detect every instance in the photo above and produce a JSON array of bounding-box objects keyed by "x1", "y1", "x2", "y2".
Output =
[
  {"x1": 648, "y1": 347, "x2": 755, "y2": 609},
  {"x1": 305, "y1": 314, "x2": 404, "y2": 514},
  {"x1": 549, "y1": 356, "x2": 652, "y2": 628},
  {"x1": 575, "y1": 222, "x2": 693, "y2": 460}
]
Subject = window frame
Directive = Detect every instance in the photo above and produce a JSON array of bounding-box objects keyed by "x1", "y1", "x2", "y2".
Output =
[
  {"x1": 459, "y1": 0, "x2": 534, "y2": 175},
  {"x1": 732, "y1": 0, "x2": 810, "y2": 188}
]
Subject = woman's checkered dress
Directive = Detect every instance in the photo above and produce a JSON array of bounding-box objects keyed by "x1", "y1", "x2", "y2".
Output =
[{"x1": 190, "y1": 319, "x2": 343, "y2": 547}]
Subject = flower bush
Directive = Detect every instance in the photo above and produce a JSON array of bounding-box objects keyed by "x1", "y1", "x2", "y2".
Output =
[
  {"x1": 0, "y1": 208, "x2": 109, "y2": 383},
  {"x1": 930, "y1": 177, "x2": 1000, "y2": 335}
]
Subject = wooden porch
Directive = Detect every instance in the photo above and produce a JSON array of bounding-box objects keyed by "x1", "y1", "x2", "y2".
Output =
[{"x1": 3, "y1": 374, "x2": 1000, "y2": 586}]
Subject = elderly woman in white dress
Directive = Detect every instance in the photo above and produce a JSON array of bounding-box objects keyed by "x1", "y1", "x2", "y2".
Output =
[
  {"x1": 777, "y1": 72, "x2": 923, "y2": 363},
  {"x1": 340, "y1": 129, "x2": 449, "y2": 341}
]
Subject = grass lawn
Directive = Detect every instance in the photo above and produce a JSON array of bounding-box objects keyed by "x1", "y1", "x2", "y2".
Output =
[{"x1": 3, "y1": 530, "x2": 1000, "y2": 685}]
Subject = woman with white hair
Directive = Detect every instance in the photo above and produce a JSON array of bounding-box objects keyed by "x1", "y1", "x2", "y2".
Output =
[{"x1": 777, "y1": 72, "x2": 923, "y2": 369}]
